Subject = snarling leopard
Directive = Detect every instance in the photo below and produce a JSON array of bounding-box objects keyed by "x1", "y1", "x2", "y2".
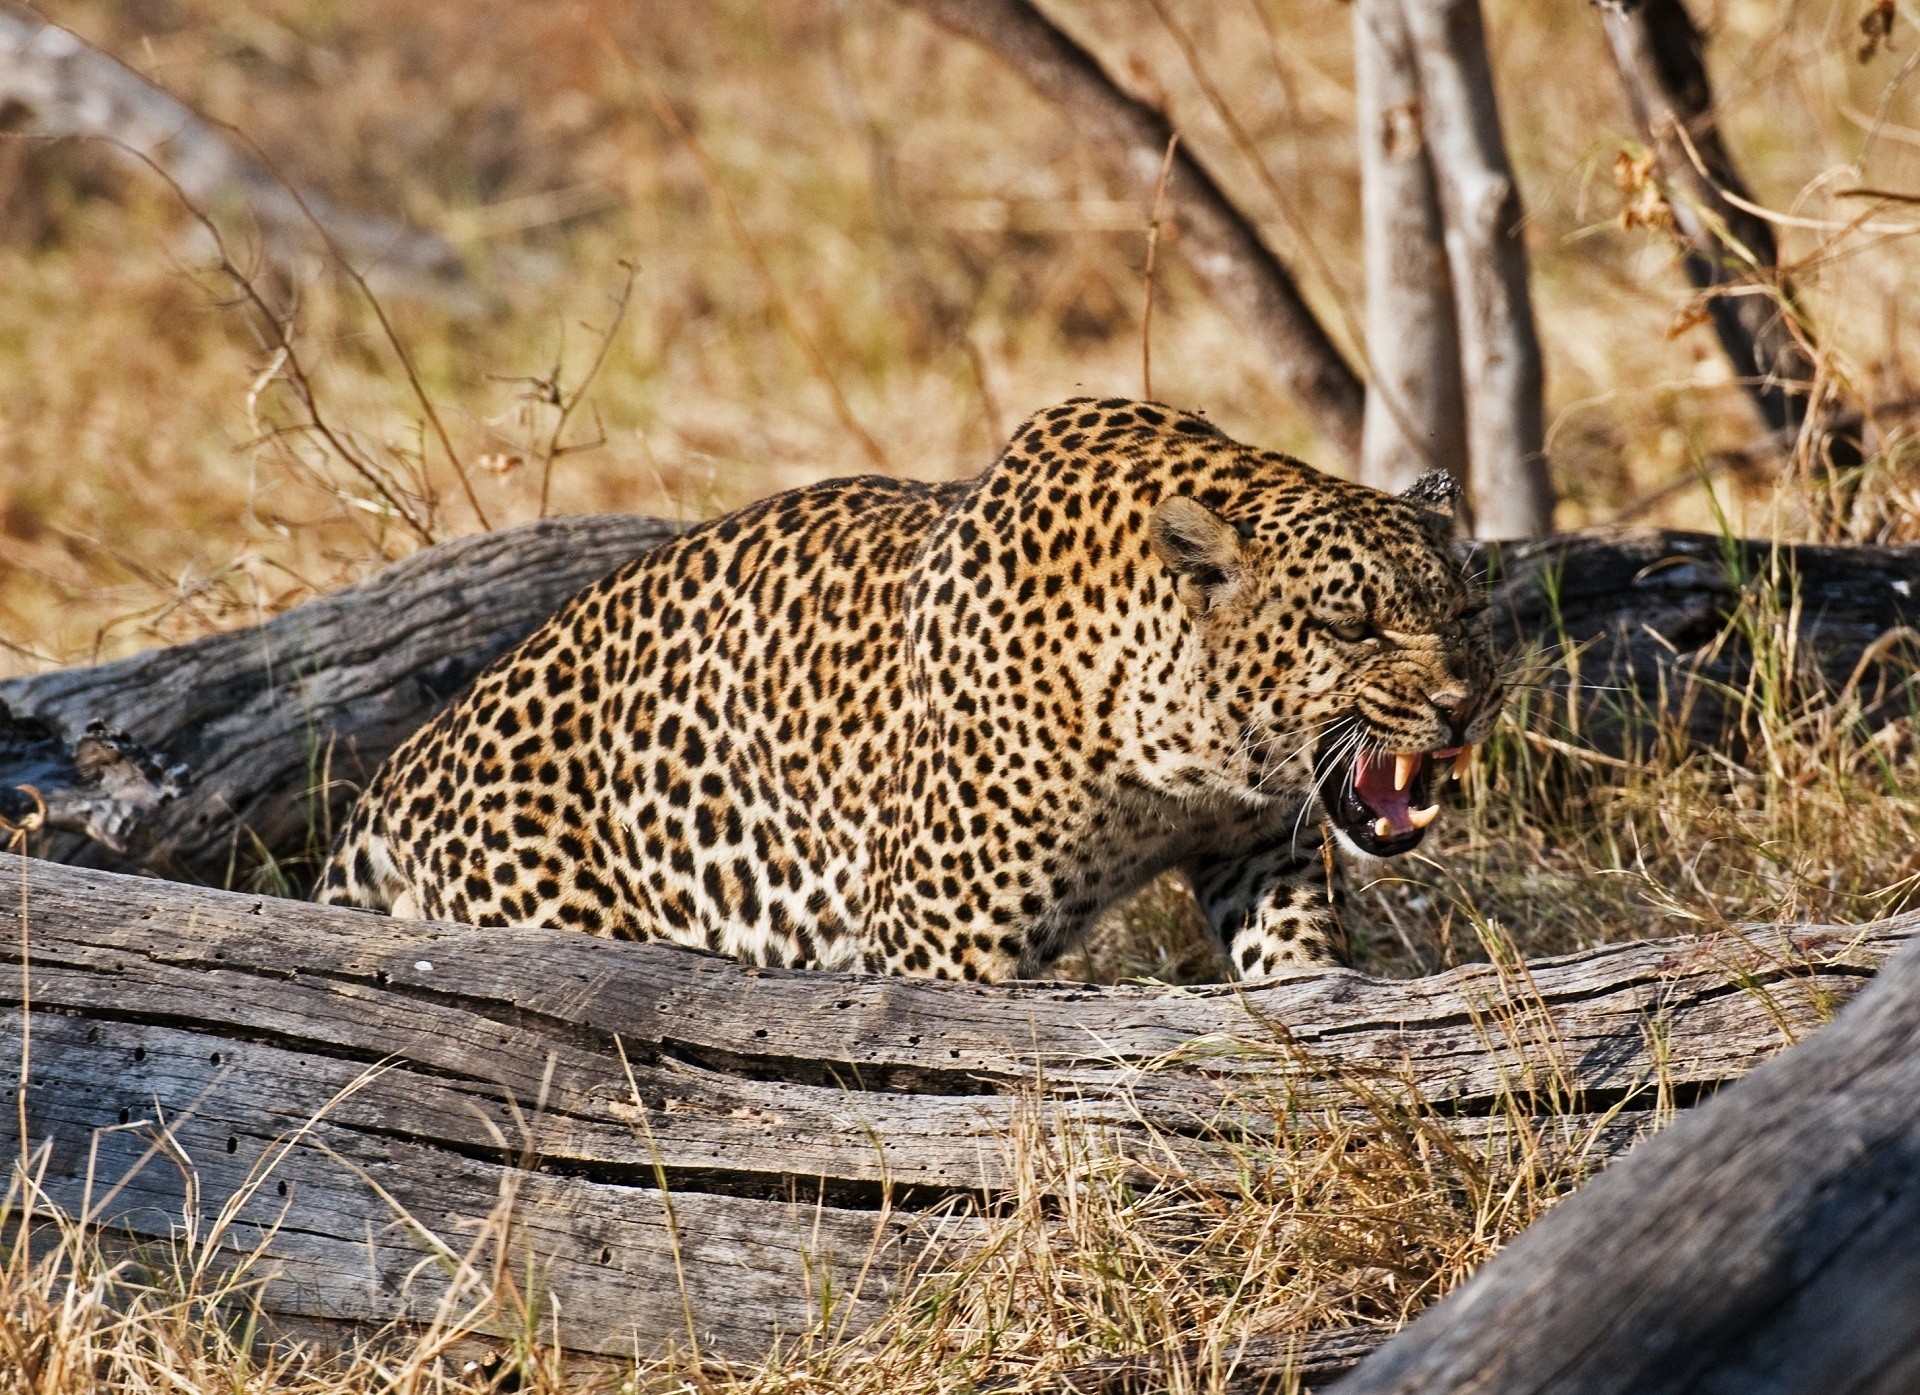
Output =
[{"x1": 319, "y1": 397, "x2": 1505, "y2": 980}]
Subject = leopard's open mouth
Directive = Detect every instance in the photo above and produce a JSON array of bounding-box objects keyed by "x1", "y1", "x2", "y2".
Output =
[{"x1": 1316, "y1": 744, "x2": 1467, "y2": 857}]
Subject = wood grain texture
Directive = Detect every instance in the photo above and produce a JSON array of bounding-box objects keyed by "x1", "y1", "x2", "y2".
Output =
[
  {"x1": 1330, "y1": 938, "x2": 1920, "y2": 1394},
  {"x1": 0, "y1": 514, "x2": 676, "y2": 880},
  {"x1": 0, "y1": 858, "x2": 1905, "y2": 1361}
]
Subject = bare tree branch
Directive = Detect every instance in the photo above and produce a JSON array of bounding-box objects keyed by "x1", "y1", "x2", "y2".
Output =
[
  {"x1": 1596, "y1": 0, "x2": 1861, "y2": 473},
  {"x1": 1354, "y1": 0, "x2": 1469, "y2": 502},
  {"x1": 896, "y1": 0, "x2": 1365, "y2": 465},
  {"x1": 0, "y1": 2, "x2": 478, "y2": 299},
  {"x1": 1401, "y1": 0, "x2": 1552, "y2": 539}
]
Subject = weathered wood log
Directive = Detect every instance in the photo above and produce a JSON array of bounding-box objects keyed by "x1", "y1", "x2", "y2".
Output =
[
  {"x1": 895, "y1": 0, "x2": 1367, "y2": 465},
  {"x1": 1400, "y1": 0, "x2": 1550, "y2": 540},
  {"x1": 0, "y1": 515, "x2": 676, "y2": 882},
  {"x1": 1354, "y1": 0, "x2": 1469, "y2": 501},
  {"x1": 4, "y1": 516, "x2": 1912, "y2": 881},
  {"x1": 1489, "y1": 528, "x2": 1920, "y2": 751},
  {"x1": 0, "y1": 858, "x2": 1906, "y2": 1363},
  {"x1": 1330, "y1": 934, "x2": 1920, "y2": 1393}
]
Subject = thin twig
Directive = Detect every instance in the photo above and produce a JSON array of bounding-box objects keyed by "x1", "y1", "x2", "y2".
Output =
[
  {"x1": 189, "y1": 119, "x2": 494, "y2": 531},
  {"x1": 541, "y1": 263, "x2": 639, "y2": 516},
  {"x1": 1142, "y1": 133, "x2": 1179, "y2": 400},
  {"x1": 120, "y1": 147, "x2": 439, "y2": 544}
]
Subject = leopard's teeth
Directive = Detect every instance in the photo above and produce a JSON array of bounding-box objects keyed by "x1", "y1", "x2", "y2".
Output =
[
  {"x1": 1408, "y1": 804, "x2": 1440, "y2": 829},
  {"x1": 1452, "y1": 744, "x2": 1475, "y2": 781},
  {"x1": 1373, "y1": 817, "x2": 1394, "y2": 840},
  {"x1": 1393, "y1": 753, "x2": 1418, "y2": 791}
]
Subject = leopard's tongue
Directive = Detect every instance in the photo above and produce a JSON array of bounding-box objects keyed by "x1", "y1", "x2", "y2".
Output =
[{"x1": 1353, "y1": 751, "x2": 1419, "y2": 833}]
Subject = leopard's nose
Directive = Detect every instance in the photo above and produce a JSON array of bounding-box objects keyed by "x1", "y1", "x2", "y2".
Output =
[{"x1": 1431, "y1": 687, "x2": 1479, "y2": 743}]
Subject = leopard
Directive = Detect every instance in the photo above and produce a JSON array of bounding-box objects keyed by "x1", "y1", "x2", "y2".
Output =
[{"x1": 318, "y1": 396, "x2": 1505, "y2": 981}]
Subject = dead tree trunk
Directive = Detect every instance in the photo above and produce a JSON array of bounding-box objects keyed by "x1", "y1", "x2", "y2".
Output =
[
  {"x1": 2, "y1": 857, "x2": 1902, "y2": 1366},
  {"x1": 1401, "y1": 0, "x2": 1551, "y2": 539},
  {"x1": 0, "y1": 515, "x2": 676, "y2": 882},
  {"x1": 1354, "y1": 0, "x2": 1469, "y2": 502},
  {"x1": 1333, "y1": 932, "x2": 1920, "y2": 1394},
  {"x1": 0, "y1": 2, "x2": 479, "y2": 299},
  {"x1": 5, "y1": 515, "x2": 1911, "y2": 882},
  {"x1": 894, "y1": 0, "x2": 1366, "y2": 465},
  {"x1": 1595, "y1": 0, "x2": 1861, "y2": 474}
]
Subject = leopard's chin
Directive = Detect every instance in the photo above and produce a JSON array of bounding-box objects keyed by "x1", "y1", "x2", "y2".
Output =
[{"x1": 1316, "y1": 742, "x2": 1465, "y2": 857}]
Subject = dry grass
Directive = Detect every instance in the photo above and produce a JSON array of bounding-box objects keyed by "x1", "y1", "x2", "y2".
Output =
[
  {"x1": 4, "y1": 0, "x2": 1920, "y2": 1388},
  {"x1": 10, "y1": 0, "x2": 1920, "y2": 669},
  {"x1": 2, "y1": 952, "x2": 1633, "y2": 1395}
]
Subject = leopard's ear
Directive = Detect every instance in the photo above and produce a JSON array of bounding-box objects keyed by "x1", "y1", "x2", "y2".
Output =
[
  {"x1": 1401, "y1": 469, "x2": 1464, "y2": 513},
  {"x1": 1150, "y1": 495, "x2": 1246, "y2": 612}
]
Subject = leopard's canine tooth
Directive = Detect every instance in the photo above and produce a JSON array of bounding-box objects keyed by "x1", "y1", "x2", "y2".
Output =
[
  {"x1": 1393, "y1": 752, "x2": 1418, "y2": 791},
  {"x1": 1408, "y1": 804, "x2": 1440, "y2": 828},
  {"x1": 1373, "y1": 817, "x2": 1394, "y2": 839}
]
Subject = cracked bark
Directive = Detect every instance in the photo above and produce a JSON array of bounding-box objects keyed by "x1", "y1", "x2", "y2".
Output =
[{"x1": 2, "y1": 857, "x2": 1904, "y2": 1366}]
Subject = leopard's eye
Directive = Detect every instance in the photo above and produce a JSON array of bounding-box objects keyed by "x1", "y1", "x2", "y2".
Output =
[{"x1": 1330, "y1": 615, "x2": 1377, "y2": 644}]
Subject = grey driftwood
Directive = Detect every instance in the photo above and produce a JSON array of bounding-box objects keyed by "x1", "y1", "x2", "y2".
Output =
[
  {"x1": 1331, "y1": 933, "x2": 1920, "y2": 1394},
  {"x1": 0, "y1": 515, "x2": 677, "y2": 881},
  {"x1": 3, "y1": 514, "x2": 1914, "y2": 883},
  {"x1": 0, "y1": 856, "x2": 1904, "y2": 1366}
]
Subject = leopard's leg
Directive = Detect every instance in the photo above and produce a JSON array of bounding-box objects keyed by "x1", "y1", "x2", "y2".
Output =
[{"x1": 1186, "y1": 830, "x2": 1349, "y2": 979}]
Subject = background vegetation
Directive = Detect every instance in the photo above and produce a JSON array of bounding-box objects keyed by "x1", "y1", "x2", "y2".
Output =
[{"x1": 2, "y1": 1, "x2": 1919, "y2": 1388}]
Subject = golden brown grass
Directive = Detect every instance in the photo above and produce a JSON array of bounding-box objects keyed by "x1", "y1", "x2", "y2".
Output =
[
  {"x1": 10, "y1": 0, "x2": 1920, "y2": 669},
  {"x1": 2, "y1": 959, "x2": 1634, "y2": 1395},
  {"x1": 4, "y1": 0, "x2": 1920, "y2": 1388}
]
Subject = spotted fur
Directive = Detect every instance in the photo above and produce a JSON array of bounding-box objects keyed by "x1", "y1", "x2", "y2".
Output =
[{"x1": 319, "y1": 398, "x2": 1504, "y2": 980}]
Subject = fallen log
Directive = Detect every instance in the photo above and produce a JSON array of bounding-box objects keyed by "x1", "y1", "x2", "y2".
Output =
[
  {"x1": 1331, "y1": 930, "x2": 1920, "y2": 1393},
  {"x1": 2, "y1": 516, "x2": 1913, "y2": 884},
  {"x1": 0, "y1": 857, "x2": 1905, "y2": 1364},
  {"x1": 1490, "y1": 528, "x2": 1920, "y2": 751},
  {"x1": 0, "y1": 515, "x2": 676, "y2": 881}
]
